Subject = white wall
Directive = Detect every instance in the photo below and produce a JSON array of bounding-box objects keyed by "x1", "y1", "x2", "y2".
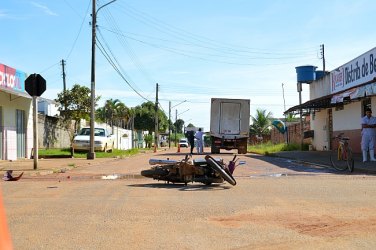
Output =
[
  {"x1": 112, "y1": 126, "x2": 133, "y2": 150},
  {"x1": 0, "y1": 91, "x2": 33, "y2": 159},
  {"x1": 38, "y1": 98, "x2": 59, "y2": 117},
  {"x1": 310, "y1": 74, "x2": 331, "y2": 100},
  {"x1": 311, "y1": 109, "x2": 329, "y2": 151},
  {"x1": 332, "y1": 102, "x2": 361, "y2": 131}
]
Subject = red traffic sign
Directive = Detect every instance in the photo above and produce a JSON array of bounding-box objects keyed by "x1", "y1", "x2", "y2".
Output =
[{"x1": 25, "y1": 74, "x2": 46, "y2": 97}]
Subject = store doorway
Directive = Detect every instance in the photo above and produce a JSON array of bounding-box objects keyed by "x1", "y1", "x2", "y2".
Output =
[
  {"x1": 16, "y1": 109, "x2": 26, "y2": 158},
  {"x1": 362, "y1": 98, "x2": 371, "y2": 116}
]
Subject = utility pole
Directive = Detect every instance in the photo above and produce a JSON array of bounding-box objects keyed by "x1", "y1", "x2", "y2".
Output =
[
  {"x1": 88, "y1": 0, "x2": 117, "y2": 160},
  {"x1": 321, "y1": 44, "x2": 325, "y2": 72},
  {"x1": 154, "y1": 83, "x2": 159, "y2": 151},
  {"x1": 61, "y1": 59, "x2": 67, "y2": 111},
  {"x1": 88, "y1": 0, "x2": 97, "y2": 160},
  {"x1": 168, "y1": 101, "x2": 171, "y2": 148},
  {"x1": 175, "y1": 109, "x2": 177, "y2": 147},
  {"x1": 297, "y1": 82, "x2": 304, "y2": 149},
  {"x1": 282, "y1": 83, "x2": 288, "y2": 143}
]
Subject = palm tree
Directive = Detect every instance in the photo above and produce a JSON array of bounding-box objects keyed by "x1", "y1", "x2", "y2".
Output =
[
  {"x1": 96, "y1": 107, "x2": 107, "y2": 123},
  {"x1": 104, "y1": 99, "x2": 121, "y2": 129},
  {"x1": 116, "y1": 102, "x2": 130, "y2": 128},
  {"x1": 249, "y1": 109, "x2": 273, "y2": 138}
]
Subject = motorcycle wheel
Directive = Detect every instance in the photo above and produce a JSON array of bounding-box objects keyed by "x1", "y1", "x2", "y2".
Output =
[{"x1": 205, "y1": 155, "x2": 236, "y2": 186}]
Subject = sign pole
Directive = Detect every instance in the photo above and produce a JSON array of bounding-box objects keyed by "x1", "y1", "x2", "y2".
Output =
[
  {"x1": 24, "y1": 73, "x2": 46, "y2": 170},
  {"x1": 33, "y1": 96, "x2": 38, "y2": 169}
]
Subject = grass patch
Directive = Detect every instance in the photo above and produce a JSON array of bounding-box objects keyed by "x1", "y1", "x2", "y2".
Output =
[
  {"x1": 248, "y1": 142, "x2": 301, "y2": 155},
  {"x1": 38, "y1": 148, "x2": 143, "y2": 159},
  {"x1": 38, "y1": 148, "x2": 72, "y2": 156}
]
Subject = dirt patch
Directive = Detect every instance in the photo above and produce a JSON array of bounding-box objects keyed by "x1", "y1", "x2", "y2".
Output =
[{"x1": 209, "y1": 208, "x2": 376, "y2": 238}]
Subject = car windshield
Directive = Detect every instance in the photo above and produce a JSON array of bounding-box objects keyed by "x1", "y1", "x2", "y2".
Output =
[
  {"x1": 180, "y1": 139, "x2": 187, "y2": 142},
  {"x1": 78, "y1": 128, "x2": 105, "y2": 137},
  {"x1": 78, "y1": 128, "x2": 90, "y2": 136}
]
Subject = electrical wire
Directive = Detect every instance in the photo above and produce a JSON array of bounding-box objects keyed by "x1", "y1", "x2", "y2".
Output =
[
  {"x1": 115, "y1": 2, "x2": 319, "y2": 57},
  {"x1": 100, "y1": 9, "x2": 156, "y2": 90},
  {"x1": 64, "y1": 0, "x2": 92, "y2": 60},
  {"x1": 96, "y1": 36, "x2": 151, "y2": 102}
]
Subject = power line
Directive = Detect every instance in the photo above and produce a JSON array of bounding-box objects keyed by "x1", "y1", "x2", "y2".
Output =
[
  {"x1": 96, "y1": 36, "x2": 151, "y2": 102},
  {"x1": 64, "y1": 0, "x2": 92, "y2": 60},
  {"x1": 115, "y1": 2, "x2": 319, "y2": 56}
]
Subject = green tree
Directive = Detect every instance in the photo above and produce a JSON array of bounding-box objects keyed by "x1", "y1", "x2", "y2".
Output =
[
  {"x1": 104, "y1": 98, "x2": 121, "y2": 129},
  {"x1": 134, "y1": 101, "x2": 168, "y2": 133},
  {"x1": 97, "y1": 99, "x2": 131, "y2": 129},
  {"x1": 250, "y1": 109, "x2": 273, "y2": 137},
  {"x1": 285, "y1": 113, "x2": 298, "y2": 122},
  {"x1": 116, "y1": 102, "x2": 130, "y2": 128},
  {"x1": 174, "y1": 119, "x2": 185, "y2": 133},
  {"x1": 55, "y1": 84, "x2": 100, "y2": 134}
]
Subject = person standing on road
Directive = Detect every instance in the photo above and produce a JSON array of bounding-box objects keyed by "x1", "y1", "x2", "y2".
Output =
[
  {"x1": 186, "y1": 130, "x2": 195, "y2": 154},
  {"x1": 195, "y1": 128, "x2": 204, "y2": 154},
  {"x1": 361, "y1": 108, "x2": 376, "y2": 162}
]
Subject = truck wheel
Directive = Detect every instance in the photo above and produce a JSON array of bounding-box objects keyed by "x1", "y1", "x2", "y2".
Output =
[
  {"x1": 211, "y1": 145, "x2": 220, "y2": 154},
  {"x1": 238, "y1": 148, "x2": 247, "y2": 154}
]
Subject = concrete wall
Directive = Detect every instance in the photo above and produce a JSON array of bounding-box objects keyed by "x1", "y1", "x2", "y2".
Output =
[
  {"x1": 37, "y1": 114, "x2": 72, "y2": 149},
  {"x1": 310, "y1": 74, "x2": 331, "y2": 99}
]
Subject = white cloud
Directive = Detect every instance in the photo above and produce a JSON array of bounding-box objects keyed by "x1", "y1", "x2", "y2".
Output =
[{"x1": 31, "y1": 2, "x2": 58, "y2": 16}]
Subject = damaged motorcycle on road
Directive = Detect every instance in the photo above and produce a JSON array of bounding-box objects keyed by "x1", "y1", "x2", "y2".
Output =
[{"x1": 141, "y1": 155, "x2": 240, "y2": 186}]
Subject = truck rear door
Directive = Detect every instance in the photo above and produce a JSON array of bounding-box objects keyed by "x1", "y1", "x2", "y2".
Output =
[{"x1": 220, "y1": 102, "x2": 241, "y2": 135}]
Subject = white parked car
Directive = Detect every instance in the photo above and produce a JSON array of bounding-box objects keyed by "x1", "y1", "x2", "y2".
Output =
[
  {"x1": 72, "y1": 127, "x2": 115, "y2": 152},
  {"x1": 179, "y1": 138, "x2": 189, "y2": 148}
]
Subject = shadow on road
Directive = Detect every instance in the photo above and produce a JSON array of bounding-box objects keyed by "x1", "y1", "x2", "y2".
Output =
[
  {"x1": 244, "y1": 154, "x2": 343, "y2": 174},
  {"x1": 245, "y1": 154, "x2": 374, "y2": 175},
  {"x1": 128, "y1": 182, "x2": 232, "y2": 191}
]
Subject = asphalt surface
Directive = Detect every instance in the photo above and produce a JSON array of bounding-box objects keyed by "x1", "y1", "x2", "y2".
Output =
[
  {"x1": 2, "y1": 149, "x2": 376, "y2": 249},
  {"x1": 1, "y1": 149, "x2": 376, "y2": 178}
]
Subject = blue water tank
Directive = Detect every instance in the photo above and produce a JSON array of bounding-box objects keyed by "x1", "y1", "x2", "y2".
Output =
[
  {"x1": 315, "y1": 70, "x2": 328, "y2": 80},
  {"x1": 295, "y1": 65, "x2": 317, "y2": 83}
]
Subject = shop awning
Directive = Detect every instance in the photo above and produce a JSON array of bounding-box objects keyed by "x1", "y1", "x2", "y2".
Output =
[
  {"x1": 0, "y1": 87, "x2": 31, "y2": 100},
  {"x1": 284, "y1": 94, "x2": 336, "y2": 114},
  {"x1": 285, "y1": 80, "x2": 376, "y2": 115}
]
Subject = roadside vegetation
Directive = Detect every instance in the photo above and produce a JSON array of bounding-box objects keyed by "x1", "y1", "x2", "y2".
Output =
[
  {"x1": 248, "y1": 142, "x2": 301, "y2": 155},
  {"x1": 38, "y1": 148, "x2": 144, "y2": 159}
]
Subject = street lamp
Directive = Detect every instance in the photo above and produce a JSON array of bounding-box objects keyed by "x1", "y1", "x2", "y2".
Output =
[
  {"x1": 175, "y1": 108, "x2": 190, "y2": 146},
  {"x1": 168, "y1": 100, "x2": 187, "y2": 148},
  {"x1": 88, "y1": 0, "x2": 117, "y2": 160}
]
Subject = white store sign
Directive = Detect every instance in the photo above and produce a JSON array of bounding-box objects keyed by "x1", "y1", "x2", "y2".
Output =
[{"x1": 330, "y1": 47, "x2": 376, "y2": 94}]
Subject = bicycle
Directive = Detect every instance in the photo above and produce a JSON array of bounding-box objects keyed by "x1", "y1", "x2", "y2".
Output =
[{"x1": 330, "y1": 133, "x2": 354, "y2": 172}]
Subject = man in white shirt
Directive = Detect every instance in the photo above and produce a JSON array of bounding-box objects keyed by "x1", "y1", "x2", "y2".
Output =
[
  {"x1": 361, "y1": 108, "x2": 376, "y2": 162},
  {"x1": 194, "y1": 128, "x2": 204, "y2": 154}
]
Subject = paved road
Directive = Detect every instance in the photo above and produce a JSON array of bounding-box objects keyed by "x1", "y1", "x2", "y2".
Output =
[{"x1": 2, "y1": 148, "x2": 376, "y2": 249}]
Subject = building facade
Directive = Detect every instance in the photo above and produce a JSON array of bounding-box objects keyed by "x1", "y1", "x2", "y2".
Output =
[
  {"x1": 0, "y1": 63, "x2": 33, "y2": 160},
  {"x1": 286, "y1": 47, "x2": 376, "y2": 153}
]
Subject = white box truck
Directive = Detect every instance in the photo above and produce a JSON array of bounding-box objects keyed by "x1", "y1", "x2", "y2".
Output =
[{"x1": 210, "y1": 98, "x2": 250, "y2": 154}]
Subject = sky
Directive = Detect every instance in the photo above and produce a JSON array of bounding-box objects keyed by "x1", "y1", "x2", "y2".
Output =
[{"x1": 2, "y1": 0, "x2": 376, "y2": 131}]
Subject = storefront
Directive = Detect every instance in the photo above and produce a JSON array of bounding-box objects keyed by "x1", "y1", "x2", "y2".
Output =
[
  {"x1": 0, "y1": 63, "x2": 33, "y2": 160},
  {"x1": 285, "y1": 47, "x2": 376, "y2": 153}
]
